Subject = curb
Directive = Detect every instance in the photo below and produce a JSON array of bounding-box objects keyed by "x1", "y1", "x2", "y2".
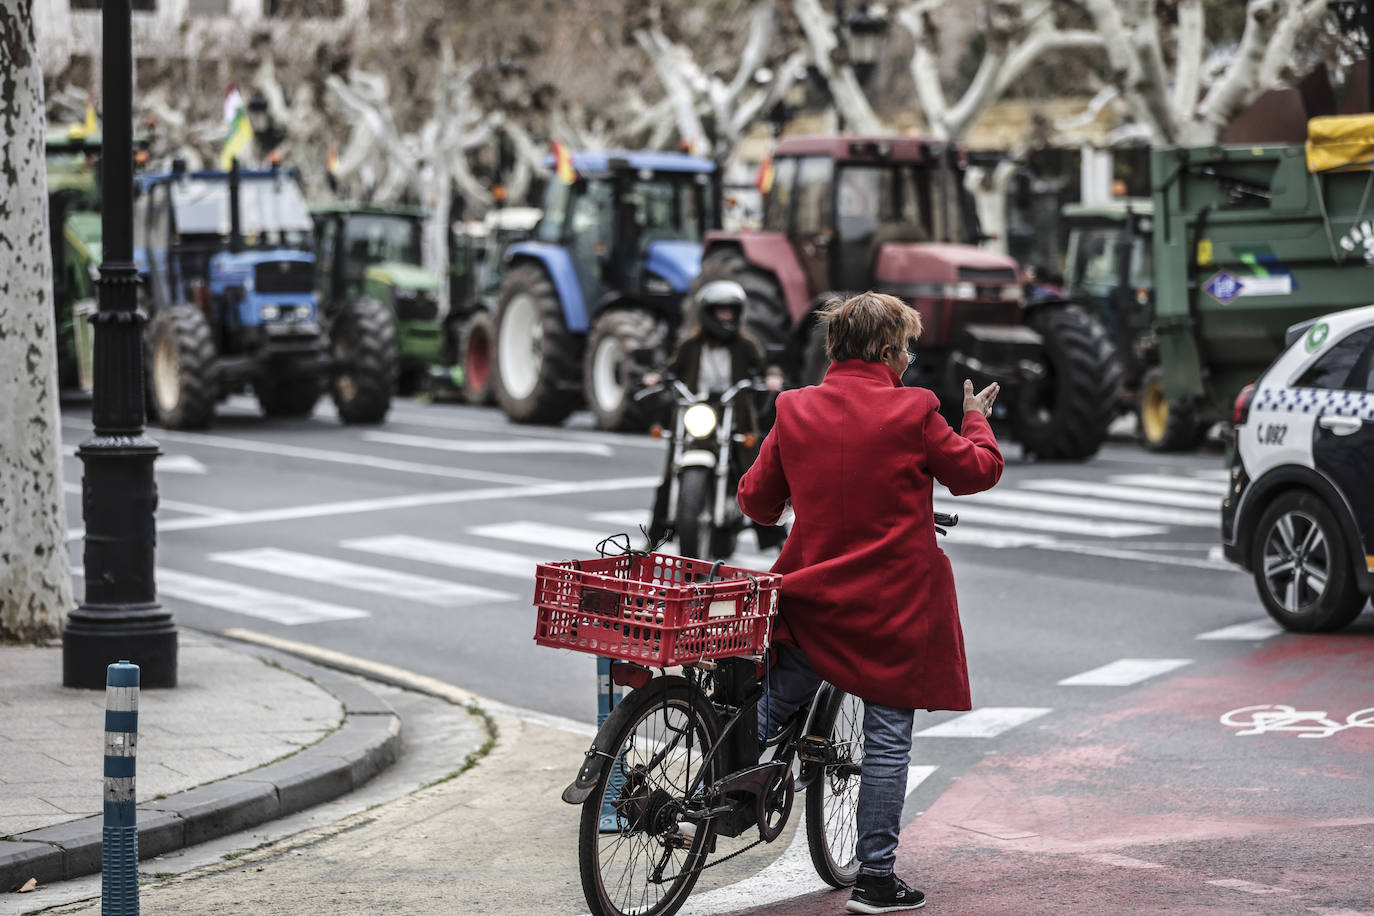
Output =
[{"x1": 0, "y1": 645, "x2": 400, "y2": 893}]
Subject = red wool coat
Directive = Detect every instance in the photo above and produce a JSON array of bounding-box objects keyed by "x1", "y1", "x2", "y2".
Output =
[{"x1": 737, "y1": 359, "x2": 1004, "y2": 710}]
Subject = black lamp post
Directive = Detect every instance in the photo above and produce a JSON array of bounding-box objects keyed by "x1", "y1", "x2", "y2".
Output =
[
  {"x1": 62, "y1": 0, "x2": 178, "y2": 689},
  {"x1": 1329, "y1": 0, "x2": 1374, "y2": 111},
  {"x1": 844, "y1": 4, "x2": 889, "y2": 87}
]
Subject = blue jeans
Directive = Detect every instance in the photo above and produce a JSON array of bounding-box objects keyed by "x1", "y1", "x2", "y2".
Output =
[{"x1": 757, "y1": 644, "x2": 915, "y2": 877}]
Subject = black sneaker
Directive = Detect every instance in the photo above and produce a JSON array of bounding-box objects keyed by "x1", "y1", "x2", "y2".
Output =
[{"x1": 845, "y1": 872, "x2": 926, "y2": 913}]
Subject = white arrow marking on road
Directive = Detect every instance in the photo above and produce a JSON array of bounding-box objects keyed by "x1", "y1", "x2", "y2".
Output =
[
  {"x1": 210, "y1": 548, "x2": 514, "y2": 607},
  {"x1": 1196, "y1": 619, "x2": 1284, "y2": 641},
  {"x1": 343, "y1": 535, "x2": 543, "y2": 580},
  {"x1": 1108, "y1": 473, "x2": 1228, "y2": 495},
  {"x1": 156, "y1": 569, "x2": 369, "y2": 625},
  {"x1": 1058, "y1": 658, "x2": 1193, "y2": 687},
  {"x1": 363, "y1": 430, "x2": 613, "y2": 457},
  {"x1": 1020, "y1": 479, "x2": 1221, "y2": 510},
  {"x1": 674, "y1": 766, "x2": 939, "y2": 916},
  {"x1": 915, "y1": 707, "x2": 1051, "y2": 738},
  {"x1": 158, "y1": 454, "x2": 207, "y2": 474}
]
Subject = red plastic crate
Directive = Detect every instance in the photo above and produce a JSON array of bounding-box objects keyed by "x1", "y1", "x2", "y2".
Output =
[{"x1": 533, "y1": 552, "x2": 780, "y2": 666}]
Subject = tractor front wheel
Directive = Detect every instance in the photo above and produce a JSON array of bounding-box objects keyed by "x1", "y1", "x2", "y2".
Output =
[
  {"x1": 494, "y1": 264, "x2": 580, "y2": 425},
  {"x1": 458, "y1": 310, "x2": 498, "y2": 406},
  {"x1": 146, "y1": 304, "x2": 217, "y2": 430},
  {"x1": 1013, "y1": 304, "x2": 1120, "y2": 461},
  {"x1": 584, "y1": 309, "x2": 664, "y2": 431},
  {"x1": 1137, "y1": 367, "x2": 1206, "y2": 452},
  {"x1": 330, "y1": 296, "x2": 396, "y2": 425}
]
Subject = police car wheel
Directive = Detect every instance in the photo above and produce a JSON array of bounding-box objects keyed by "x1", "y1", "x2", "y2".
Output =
[{"x1": 1250, "y1": 491, "x2": 1365, "y2": 632}]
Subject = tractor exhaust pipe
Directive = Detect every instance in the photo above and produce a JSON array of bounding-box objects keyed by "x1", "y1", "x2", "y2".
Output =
[{"x1": 229, "y1": 157, "x2": 244, "y2": 254}]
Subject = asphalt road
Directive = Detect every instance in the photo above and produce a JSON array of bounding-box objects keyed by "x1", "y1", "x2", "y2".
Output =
[{"x1": 53, "y1": 394, "x2": 1374, "y2": 914}]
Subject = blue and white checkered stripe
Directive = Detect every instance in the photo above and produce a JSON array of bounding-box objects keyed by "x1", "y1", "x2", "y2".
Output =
[
  {"x1": 103, "y1": 661, "x2": 140, "y2": 915},
  {"x1": 1252, "y1": 386, "x2": 1374, "y2": 420}
]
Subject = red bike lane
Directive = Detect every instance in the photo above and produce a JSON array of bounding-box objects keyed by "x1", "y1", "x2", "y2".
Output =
[{"x1": 735, "y1": 631, "x2": 1374, "y2": 915}]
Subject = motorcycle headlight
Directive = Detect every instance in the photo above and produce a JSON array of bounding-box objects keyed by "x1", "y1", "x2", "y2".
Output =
[
  {"x1": 261, "y1": 305, "x2": 280, "y2": 320},
  {"x1": 683, "y1": 404, "x2": 718, "y2": 439}
]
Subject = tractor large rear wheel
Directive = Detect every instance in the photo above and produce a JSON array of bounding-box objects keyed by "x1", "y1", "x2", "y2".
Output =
[
  {"x1": 330, "y1": 296, "x2": 396, "y2": 425},
  {"x1": 146, "y1": 304, "x2": 217, "y2": 430},
  {"x1": 584, "y1": 308, "x2": 664, "y2": 431},
  {"x1": 1013, "y1": 304, "x2": 1120, "y2": 461},
  {"x1": 494, "y1": 264, "x2": 581, "y2": 425},
  {"x1": 1137, "y1": 367, "x2": 1206, "y2": 452},
  {"x1": 691, "y1": 248, "x2": 789, "y2": 357}
]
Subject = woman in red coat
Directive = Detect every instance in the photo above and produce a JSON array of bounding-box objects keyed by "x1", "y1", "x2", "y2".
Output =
[{"x1": 738, "y1": 291, "x2": 1003, "y2": 914}]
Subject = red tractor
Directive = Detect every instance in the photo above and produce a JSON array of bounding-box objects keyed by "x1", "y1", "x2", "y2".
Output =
[{"x1": 695, "y1": 136, "x2": 1119, "y2": 460}]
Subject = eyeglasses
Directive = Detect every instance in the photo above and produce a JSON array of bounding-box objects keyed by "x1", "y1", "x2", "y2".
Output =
[{"x1": 896, "y1": 349, "x2": 916, "y2": 369}]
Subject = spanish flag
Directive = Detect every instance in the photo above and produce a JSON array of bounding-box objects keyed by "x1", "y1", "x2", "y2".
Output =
[
  {"x1": 220, "y1": 86, "x2": 254, "y2": 171},
  {"x1": 552, "y1": 140, "x2": 577, "y2": 185},
  {"x1": 756, "y1": 151, "x2": 775, "y2": 194}
]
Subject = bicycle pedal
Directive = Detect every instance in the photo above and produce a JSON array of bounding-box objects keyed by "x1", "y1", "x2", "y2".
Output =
[{"x1": 796, "y1": 735, "x2": 831, "y2": 764}]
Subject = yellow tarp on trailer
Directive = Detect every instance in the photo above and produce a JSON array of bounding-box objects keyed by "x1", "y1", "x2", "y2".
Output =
[{"x1": 1306, "y1": 115, "x2": 1374, "y2": 172}]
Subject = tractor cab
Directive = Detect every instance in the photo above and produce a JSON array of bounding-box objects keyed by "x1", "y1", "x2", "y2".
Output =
[
  {"x1": 45, "y1": 131, "x2": 105, "y2": 394},
  {"x1": 312, "y1": 204, "x2": 444, "y2": 392},
  {"x1": 133, "y1": 165, "x2": 393, "y2": 429},
  {"x1": 494, "y1": 151, "x2": 721, "y2": 429}
]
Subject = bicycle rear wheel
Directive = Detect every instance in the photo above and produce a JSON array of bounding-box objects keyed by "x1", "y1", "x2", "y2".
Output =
[
  {"x1": 804, "y1": 687, "x2": 864, "y2": 887},
  {"x1": 578, "y1": 676, "x2": 721, "y2": 916}
]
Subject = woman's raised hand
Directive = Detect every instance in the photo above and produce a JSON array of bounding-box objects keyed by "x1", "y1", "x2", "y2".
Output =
[{"x1": 962, "y1": 379, "x2": 1000, "y2": 417}]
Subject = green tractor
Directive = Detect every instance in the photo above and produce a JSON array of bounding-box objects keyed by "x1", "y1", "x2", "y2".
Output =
[
  {"x1": 312, "y1": 204, "x2": 446, "y2": 395},
  {"x1": 45, "y1": 130, "x2": 103, "y2": 394}
]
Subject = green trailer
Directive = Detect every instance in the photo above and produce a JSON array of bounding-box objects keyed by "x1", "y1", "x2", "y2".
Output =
[
  {"x1": 45, "y1": 130, "x2": 103, "y2": 394},
  {"x1": 1150, "y1": 116, "x2": 1374, "y2": 442},
  {"x1": 312, "y1": 204, "x2": 446, "y2": 394}
]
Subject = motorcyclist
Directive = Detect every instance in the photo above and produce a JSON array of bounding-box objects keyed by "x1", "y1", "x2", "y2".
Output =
[{"x1": 644, "y1": 279, "x2": 784, "y2": 549}]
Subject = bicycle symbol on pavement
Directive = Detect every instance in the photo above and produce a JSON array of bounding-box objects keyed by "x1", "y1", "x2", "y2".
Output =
[{"x1": 1220, "y1": 704, "x2": 1374, "y2": 738}]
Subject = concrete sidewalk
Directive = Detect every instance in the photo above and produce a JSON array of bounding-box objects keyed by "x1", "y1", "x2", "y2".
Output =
[{"x1": 0, "y1": 632, "x2": 405, "y2": 895}]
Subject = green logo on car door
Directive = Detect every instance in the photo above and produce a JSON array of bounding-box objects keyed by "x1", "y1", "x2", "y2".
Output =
[{"x1": 1305, "y1": 322, "x2": 1330, "y2": 353}]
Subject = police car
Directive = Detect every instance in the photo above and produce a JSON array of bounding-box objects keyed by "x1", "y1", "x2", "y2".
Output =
[{"x1": 1222, "y1": 304, "x2": 1374, "y2": 632}]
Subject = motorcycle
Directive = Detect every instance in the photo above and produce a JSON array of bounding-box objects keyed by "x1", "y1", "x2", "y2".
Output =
[{"x1": 637, "y1": 375, "x2": 774, "y2": 560}]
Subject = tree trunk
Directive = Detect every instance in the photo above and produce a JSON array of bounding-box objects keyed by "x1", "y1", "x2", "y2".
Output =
[{"x1": 0, "y1": 0, "x2": 73, "y2": 642}]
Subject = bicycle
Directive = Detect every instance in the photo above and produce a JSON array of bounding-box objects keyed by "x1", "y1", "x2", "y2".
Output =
[{"x1": 537, "y1": 515, "x2": 959, "y2": 916}]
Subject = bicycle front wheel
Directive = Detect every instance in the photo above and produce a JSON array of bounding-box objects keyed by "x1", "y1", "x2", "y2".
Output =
[
  {"x1": 804, "y1": 687, "x2": 864, "y2": 887},
  {"x1": 578, "y1": 676, "x2": 722, "y2": 916}
]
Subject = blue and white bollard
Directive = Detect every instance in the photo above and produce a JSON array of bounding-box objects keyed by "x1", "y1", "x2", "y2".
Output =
[
  {"x1": 102, "y1": 661, "x2": 139, "y2": 916},
  {"x1": 596, "y1": 657, "x2": 625, "y2": 831}
]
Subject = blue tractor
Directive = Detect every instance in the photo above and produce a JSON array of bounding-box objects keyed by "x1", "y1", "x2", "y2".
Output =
[
  {"x1": 493, "y1": 151, "x2": 719, "y2": 429},
  {"x1": 134, "y1": 163, "x2": 395, "y2": 429}
]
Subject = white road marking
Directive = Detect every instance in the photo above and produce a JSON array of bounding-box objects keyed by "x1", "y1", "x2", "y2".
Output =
[
  {"x1": 126, "y1": 427, "x2": 552, "y2": 486},
  {"x1": 589, "y1": 510, "x2": 652, "y2": 528},
  {"x1": 676, "y1": 766, "x2": 938, "y2": 916},
  {"x1": 343, "y1": 535, "x2": 543, "y2": 580},
  {"x1": 221, "y1": 628, "x2": 596, "y2": 736},
  {"x1": 66, "y1": 476, "x2": 660, "y2": 541},
  {"x1": 1194, "y1": 469, "x2": 1231, "y2": 480},
  {"x1": 374, "y1": 408, "x2": 664, "y2": 451},
  {"x1": 363, "y1": 430, "x2": 613, "y2": 457},
  {"x1": 942, "y1": 487, "x2": 1219, "y2": 528},
  {"x1": 62, "y1": 482, "x2": 234, "y2": 518},
  {"x1": 1020, "y1": 479, "x2": 1221, "y2": 510},
  {"x1": 470, "y1": 521, "x2": 618, "y2": 553},
  {"x1": 156, "y1": 570, "x2": 369, "y2": 625},
  {"x1": 915, "y1": 707, "x2": 1051, "y2": 738},
  {"x1": 941, "y1": 505, "x2": 1164, "y2": 539},
  {"x1": 1207, "y1": 878, "x2": 1292, "y2": 895},
  {"x1": 1031, "y1": 541, "x2": 1237, "y2": 571},
  {"x1": 1079, "y1": 853, "x2": 1164, "y2": 869},
  {"x1": 938, "y1": 524, "x2": 1058, "y2": 549},
  {"x1": 1196, "y1": 620, "x2": 1284, "y2": 641},
  {"x1": 729, "y1": 551, "x2": 780, "y2": 572},
  {"x1": 1108, "y1": 473, "x2": 1228, "y2": 495},
  {"x1": 158, "y1": 454, "x2": 208, "y2": 474},
  {"x1": 210, "y1": 548, "x2": 514, "y2": 607},
  {"x1": 1058, "y1": 658, "x2": 1193, "y2": 687}
]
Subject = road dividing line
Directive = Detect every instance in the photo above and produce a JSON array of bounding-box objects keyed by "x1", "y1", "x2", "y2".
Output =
[
  {"x1": 157, "y1": 570, "x2": 369, "y2": 625},
  {"x1": 1196, "y1": 619, "x2": 1284, "y2": 641},
  {"x1": 210, "y1": 548, "x2": 514, "y2": 607},
  {"x1": 1079, "y1": 853, "x2": 1164, "y2": 869},
  {"x1": 373, "y1": 408, "x2": 665, "y2": 451},
  {"x1": 1207, "y1": 878, "x2": 1292, "y2": 895},
  {"x1": 1058, "y1": 658, "x2": 1193, "y2": 687},
  {"x1": 1020, "y1": 479, "x2": 1222, "y2": 510},
  {"x1": 1108, "y1": 473, "x2": 1229, "y2": 495},
  {"x1": 364, "y1": 430, "x2": 613, "y2": 457},
  {"x1": 343, "y1": 535, "x2": 543, "y2": 581},
  {"x1": 943, "y1": 488, "x2": 1220, "y2": 528},
  {"x1": 939, "y1": 505, "x2": 1162, "y2": 539},
  {"x1": 915, "y1": 707, "x2": 1051, "y2": 738},
  {"x1": 470, "y1": 521, "x2": 619, "y2": 553}
]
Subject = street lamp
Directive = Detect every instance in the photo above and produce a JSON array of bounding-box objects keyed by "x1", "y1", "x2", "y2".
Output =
[
  {"x1": 63, "y1": 0, "x2": 178, "y2": 689},
  {"x1": 845, "y1": 5, "x2": 889, "y2": 87}
]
